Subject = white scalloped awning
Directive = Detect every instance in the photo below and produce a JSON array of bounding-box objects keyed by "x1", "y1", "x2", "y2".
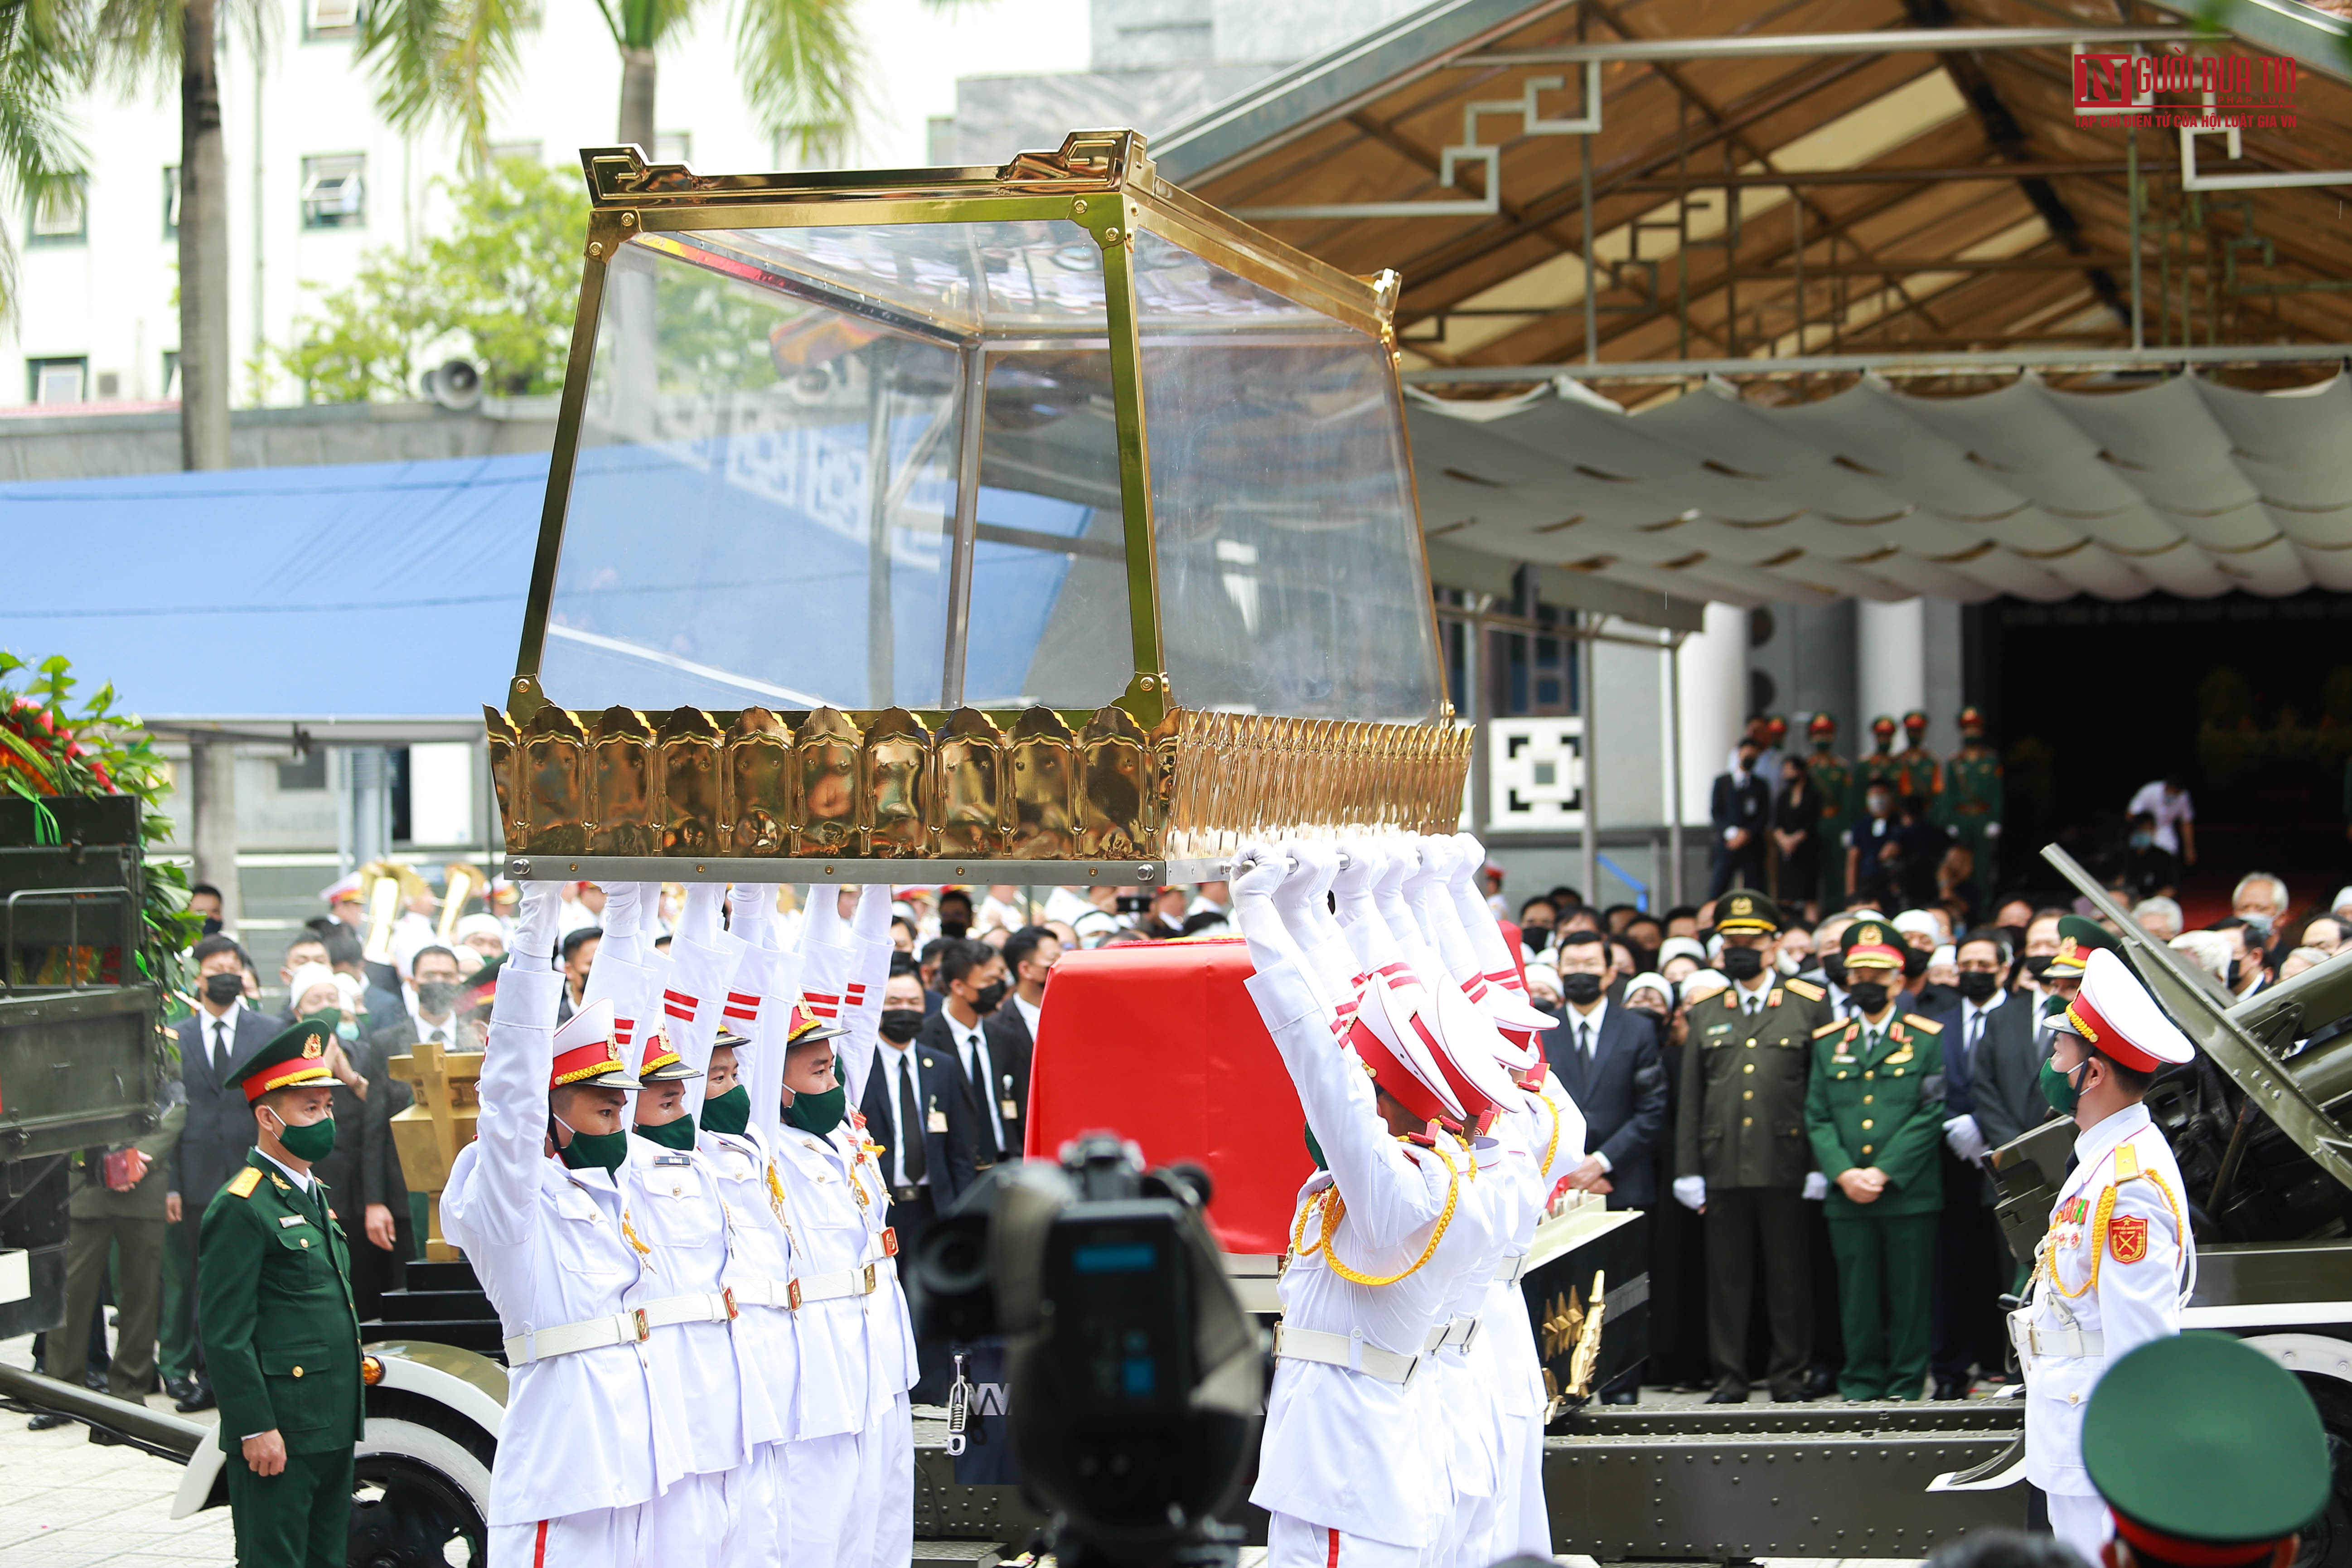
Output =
[{"x1": 1407, "y1": 373, "x2": 2352, "y2": 607}]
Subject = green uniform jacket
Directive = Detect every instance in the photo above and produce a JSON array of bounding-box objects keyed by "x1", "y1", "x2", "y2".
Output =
[
  {"x1": 1804, "y1": 1012, "x2": 1947, "y2": 1219},
  {"x1": 1809, "y1": 753, "x2": 1855, "y2": 834},
  {"x1": 1944, "y1": 746, "x2": 2003, "y2": 826},
  {"x1": 197, "y1": 1148, "x2": 364, "y2": 1456},
  {"x1": 1892, "y1": 746, "x2": 1943, "y2": 818},
  {"x1": 1676, "y1": 978, "x2": 1833, "y2": 1188},
  {"x1": 1858, "y1": 748, "x2": 1901, "y2": 801},
  {"x1": 69, "y1": 1101, "x2": 184, "y2": 1222}
]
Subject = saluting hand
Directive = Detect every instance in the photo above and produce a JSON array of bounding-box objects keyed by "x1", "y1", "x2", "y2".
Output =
[{"x1": 243, "y1": 1429, "x2": 287, "y2": 1476}]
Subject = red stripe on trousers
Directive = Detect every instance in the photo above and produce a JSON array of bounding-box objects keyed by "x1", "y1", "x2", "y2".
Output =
[
  {"x1": 1327, "y1": 1527, "x2": 1341, "y2": 1568},
  {"x1": 534, "y1": 1520, "x2": 549, "y2": 1568}
]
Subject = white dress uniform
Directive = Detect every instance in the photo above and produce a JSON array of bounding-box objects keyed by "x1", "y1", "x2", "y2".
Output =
[
  {"x1": 2011, "y1": 949, "x2": 2197, "y2": 1562},
  {"x1": 1244, "y1": 951, "x2": 1493, "y2": 1568},
  {"x1": 441, "y1": 918, "x2": 679, "y2": 1568}
]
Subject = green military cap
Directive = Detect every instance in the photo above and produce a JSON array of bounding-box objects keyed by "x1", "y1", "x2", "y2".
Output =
[
  {"x1": 1902, "y1": 709, "x2": 1929, "y2": 730},
  {"x1": 1714, "y1": 890, "x2": 1782, "y2": 935},
  {"x1": 1841, "y1": 920, "x2": 1906, "y2": 971},
  {"x1": 1870, "y1": 715, "x2": 1897, "y2": 737},
  {"x1": 2046, "y1": 913, "x2": 2120, "y2": 978},
  {"x1": 225, "y1": 1010, "x2": 343, "y2": 1103},
  {"x1": 1957, "y1": 705, "x2": 1985, "y2": 728},
  {"x1": 2085, "y1": 1333, "x2": 2328, "y2": 1563}
]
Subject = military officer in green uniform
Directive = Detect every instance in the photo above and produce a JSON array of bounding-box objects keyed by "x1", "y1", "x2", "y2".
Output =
[
  {"x1": 198, "y1": 1011, "x2": 364, "y2": 1568},
  {"x1": 1858, "y1": 716, "x2": 1902, "y2": 807},
  {"x1": 2084, "y1": 1334, "x2": 2330, "y2": 1568},
  {"x1": 1805, "y1": 923, "x2": 1946, "y2": 1401},
  {"x1": 1943, "y1": 706, "x2": 2004, "y2": 897},
  {"x1": 1804, "y1": 714, "x2": 1856, "y2": 916},
  {"x1": 1673, "y1": 892, "x2": 1833, "y2": 1402},
  {"x1": 1892, "y1": 710, "x2": 1943, "y2": 818}
]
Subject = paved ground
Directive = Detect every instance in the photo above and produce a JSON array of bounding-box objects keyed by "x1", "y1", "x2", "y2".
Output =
[
  {"x1": 0, "y1": 1334, "x2": 237, "y2": 1566},
  {"x1": 4, "y1": 1332, "x2": 1931, "y2": 1568}
]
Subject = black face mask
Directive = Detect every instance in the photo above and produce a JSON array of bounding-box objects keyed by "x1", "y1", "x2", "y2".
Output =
[
  {"x1": 1823, "y1": 955, "x2": 1848, "y2": 987},
  {"x1": 417, "y1": 981, "x2": 461, "y2": 1015},
  {"x1": 1957, "y1": 971, "x2": 2001, "y2": 1004},
  {"x1": 940, "y1": 917, "x2": 970, "y2": 940},
  {"x1": 203, "y1": 972, "x2": 244, "y2": 1006},
  {"x1": 2023, "y1": 954, "x2": 2054, "y2": 979},
  {"x1": 878, "y1": 1009, "x2": 924, "y2": 1044},
  {"x1": 969, "y1": 980, "x2": 1007, "y2": 1016},
  {"x1": 1559, "y1": 972, "x2": 1605, "y2": 1006},
  {"x1": 2225, "y1": 959, "x2": 2242, "y2": 989},
  {"x1": 199, "y1": 916, "x2": 224, "y2": 939},
  {"x1": 1720, "y1": 946, "x2": 1766, "y2": 981},
  {"x1": 1846, "y1": 979, "x2": 1891, "y2": 1015},
  {"x1": 1902, "y1": 946, "x2": 1929, "y2": 980}
]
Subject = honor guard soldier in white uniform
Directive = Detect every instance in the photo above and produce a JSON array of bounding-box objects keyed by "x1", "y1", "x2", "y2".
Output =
[
  {"x1": 1232, "y1": 845, "x2": 1505, "y2": 1568},
  {"x1": 441, "y1": 883, "x2": 678, "y2": 1568},
  {"x1": 776, "y1": 885, "x2": 917, "y2": 1568},
  {"x1": 659, "y1": 883, "x2": 800, "y2": 1568},
  {"x1": 2010, "y1": 946, "x2": 2197, "y2": 1561}
]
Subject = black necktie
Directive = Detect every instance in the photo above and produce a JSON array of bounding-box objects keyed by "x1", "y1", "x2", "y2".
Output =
[
  {"x1": 213, "y1": 1019, "x2": 228, "y2": 1070},
  {"x1": 1967, "y1": 1011, "x2": 1983, "y2": 1067},
  {"x1": 1578, "y1": 1021, "x2": 1594, "y2": 1062},
  {"x1": 898, "y1": 1054, "x2": 927, "y2": 1184}
]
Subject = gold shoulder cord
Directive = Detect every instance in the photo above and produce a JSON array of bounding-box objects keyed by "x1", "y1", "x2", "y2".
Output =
[
  {"x1": 1314, "y1": 1135, "x2": 1462, "y2": 1287},
  {"x1": 1539, "y1": 1093, "x2": 1563, "y2": 1175},
  {"x1": 763, "y1": 1159, "x2": 805, "y2": 1256},
  {"x1": 2039, "y1": 1155, "x2": 2187, "y2": 1300},
  {"x1": 619, "y1": 1206, "x2": 657, "y2": 1271}
]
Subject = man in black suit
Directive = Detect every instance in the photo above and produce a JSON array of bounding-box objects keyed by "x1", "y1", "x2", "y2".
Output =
[
  {"x1": 355, "y1": 944, "x2": 478, "y2": 1319},
  {"x1": 1927, "y1": 929, "x2": 2039, "y2": 1399},
  {"x1": 919, "y1": 939, "x2": 1018, "y2": 1166},
  {"x1": 861, "y1": 968, "x2": 982, "y2": 1258},
  {"x1": 1545, "y1": 929, "x2": 1668, "y2": 1402},
  {"x1": 979, "y1": 925, "x2": 1058, "y2": 1160},
  {"x1": 1709, "y1": 735, "x2": 1773, "y2": 896},
  {"x1": 165, "y1": 934, "x2": 279, "y2": 1411}
]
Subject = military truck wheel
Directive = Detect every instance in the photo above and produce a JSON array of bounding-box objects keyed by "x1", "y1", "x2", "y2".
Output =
[
  {"x1": 348, "y1": 1416, "x2": 492, "y2": 1568},
  {"x1": 2292, "y1": 1379, "x2": 2352, "y2": 1568}
]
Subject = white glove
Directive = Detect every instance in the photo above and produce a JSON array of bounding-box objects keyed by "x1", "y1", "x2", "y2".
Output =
[
  {"x1": 1272, "y1": 838, "x2": 1338, "y2": 922},
  {"x1": 1230, "y1": 842, "x2": 1288, "y2": 905},
  {"x1": 1802, "y1": 1171, "x2": 1829, "y2": 1201},
  {"x1": 1984, "y1": 822, "x2": 2001, "y2": 838},
  {"x1": 512, "y1": 881, "x2": 562, "y2": 962},
  {"x1": 1944, "y1": 1113, "x2": 1988, "y2": 1165},
  {"x1": 729, "y1": 883, "x2": 773, "y2": 946},
  {"x1": 1673, "y1": 1175, "x2": 1707, "y2": 1212}
]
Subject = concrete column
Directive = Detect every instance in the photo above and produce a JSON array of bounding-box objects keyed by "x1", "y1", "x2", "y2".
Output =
[
  {"x1": 188, "y1": 738, "x2": 242, "y2": 931},
  {"x1": 1677, "y1": 601, "x2": 1747, "y2": 825},
  {"x1": 1857, "y1": 598, "x2": 1927, "y2": 729},
  {"x1": 347, "y1": 747, "x2": 393, "y2": 867}
]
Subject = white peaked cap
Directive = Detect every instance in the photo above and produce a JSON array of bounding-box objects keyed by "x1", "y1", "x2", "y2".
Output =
[
  {"x1": 1428, "y1": 977, "x2": 1536, "y2": 1111},
  {"x1": 1347, "y1": 967, "x2": 1466, "y2": 1126},
  {"x1": 2053, "y1": 948, "x2": 2196, "y2": 1071}
]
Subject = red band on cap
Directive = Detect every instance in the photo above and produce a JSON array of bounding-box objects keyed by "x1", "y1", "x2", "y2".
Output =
[
  {"x1": 2112, "y1": 1511, "x2": 2285, "y2": 1567},
  {"x1": 1346, "y1": 1016, "x2": 1447, "y2": 1126},
  {"x1": 1407, "y1": 1007, "x2": 1498, "y2": 1119},
  {"x1": 2066, "y1": 992, "x2": 2162, "y2": 1072}
]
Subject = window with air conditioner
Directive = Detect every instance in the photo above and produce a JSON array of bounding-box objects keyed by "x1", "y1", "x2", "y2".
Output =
[
  {"x1": 305, "y1": 0, "x2": 359, "y2": 36},
  {"x1": 29, "y1": 180, "x2": 85, "y2": 245},
  {"x1": 162, "y1": 165, "x2": 180, "y2": 237},
  {"x1": 301, "y1": 155, "x2": 365, "y2": 229},
  {"x1": 29, "y1": 357, "x2": 88, "y2": 405}
]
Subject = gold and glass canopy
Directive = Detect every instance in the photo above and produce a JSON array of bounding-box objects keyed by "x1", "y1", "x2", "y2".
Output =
[{"x1": 491, "y1": 130, "x2": 1465, "y2": 883}]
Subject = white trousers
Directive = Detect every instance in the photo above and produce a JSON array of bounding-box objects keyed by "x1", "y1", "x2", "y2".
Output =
[
  {"x1": 639, "y1": 1469, "x2": 729, "y2": 1559},
  {"x1": 487, "y1": 1505, "x2": 643, "y2": 1568},
  {"x1": 783, "y1": 1431, "x2": 861, "y2": 1565},
  {"x1": 723, "y1": 1444, "x2": 787, "y2": 1568},
  {"x1": 1489, "y1": 1406, "x2": 1550, "y2": 1562},
  {"x1": 1266, "y1": 1512, "x2": 1424, "y2": 1568},
  {"x1": 850, "y1": 1390, "x2": 914, "y2": 1568},
  {"x1": 2050, "y1": 1491, "x2": 2113, "y2": 1563}
]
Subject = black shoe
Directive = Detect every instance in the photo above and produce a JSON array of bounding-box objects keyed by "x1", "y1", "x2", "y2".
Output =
[
  {"x1": 1705, "y1": 1385, "x2": 1750, "y2": 1404},
  {"x1": 88, "y1": 1426, "x2": 123, "y2": 1446},
  {"x1": 1803, "y1": 1368, "x2": 1838, "y2": 1399},
  {"x1": 173, "y1": 1382, "x2": 215, "y2": 1413},
  {"x1": 27, "y1": 1412, "x2": 74, "y2": 1431},
  {"x1": 1934, "y1": 1378, "x2": 1970, "y2": 1401},
  {"x1": 163, "y1": 1375, "x2": 197, "y2": 1403},
  {"x1": 1602, "y1": 1388, "x2": 1638, "y2": 1405},
  {"x1": 1771, "y1": 1384, "x2": 1810, "y2": 1403},
  {"x1": 81, "y1": 1369, "x2": 107, "y2": 1392}
]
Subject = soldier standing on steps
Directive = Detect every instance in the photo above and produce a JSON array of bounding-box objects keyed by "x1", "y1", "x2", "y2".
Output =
[{"x1": 1804, "y1": 715, "x2": 1856, "y2": 918}]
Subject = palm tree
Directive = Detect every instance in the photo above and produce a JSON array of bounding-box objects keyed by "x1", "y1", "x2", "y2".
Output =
[
  {"x1": 359, "y1": 0, "x2": 861, "y2": 168},
  {"x1": 88, "y1": 0, "x2": 265, "y2": 469},
  {"x1": 0, "y1": 0, "x2": 90, "y2": 326}
]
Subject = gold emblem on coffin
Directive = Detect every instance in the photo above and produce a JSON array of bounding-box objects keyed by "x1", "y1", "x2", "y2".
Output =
[{"x1": 1539, "y1": 1270, "x2": 1610, "y2": 1399}]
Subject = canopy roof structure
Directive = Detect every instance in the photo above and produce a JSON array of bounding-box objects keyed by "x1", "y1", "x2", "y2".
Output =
[{"x1": 1154, "y1": 0, "x2": 2352, "y2": 606}]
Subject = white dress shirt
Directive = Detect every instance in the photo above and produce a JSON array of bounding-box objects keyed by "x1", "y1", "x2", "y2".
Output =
[
  {"x1": 1959, "y1": 988, "x2": 2006, "y2": 1070},
  {"x1": 201, "y1": 997, "x2": 244, "y2": 1071},
  {"x1": 947, "y1": 1011, "x2": 1003, "y2": 1154},
  {"x1": 1012, "y1": 991, "x2": 1043, "y2": 1044}
]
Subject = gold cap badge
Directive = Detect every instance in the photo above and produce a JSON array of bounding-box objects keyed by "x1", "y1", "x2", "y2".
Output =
[{"x1": 302, "y1": 1036, "x2": 324, "y2": 1058}]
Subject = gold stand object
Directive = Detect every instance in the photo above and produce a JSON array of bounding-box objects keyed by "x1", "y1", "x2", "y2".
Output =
[
  {"x1": 387, "y1": 1036, "x2": 482, "y2": 1262},
  {"x1": 493, "y1": 130, "x2": 1467, "y2": 881}
]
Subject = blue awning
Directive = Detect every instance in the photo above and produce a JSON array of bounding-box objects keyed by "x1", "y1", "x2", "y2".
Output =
[{"x1": 0, "y1": 454, "x2": 548, "y2": 729}]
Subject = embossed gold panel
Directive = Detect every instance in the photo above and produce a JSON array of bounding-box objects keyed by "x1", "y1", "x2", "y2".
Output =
[
  {"x1": 862, "y1": 709, "x2": 932, "y2": 859},
  {"x1": 658, "y1": 708, "x2": 725, "y2": 855},
  {"x1": 728, "y1": 708, "x2": 796, "y2": 857},
  {"x1": 1079, "y1": 706, "x2": 1152, "y2": 859},
  {"x1": 590, "y1": 706, "x2": 660, "y2": 856},
  {"x1": 1008, "y1": 707, "x2": 1080, "y2": 860},
  {"x1": 936, "y1": 708, "x2": 1008, "y2": 858},
  {"x1": 520, "y1": 705, "x2": 589, "y2": 854},
  {"x1": 794, "y1": 708, "x2": 862, "y2": 857}
]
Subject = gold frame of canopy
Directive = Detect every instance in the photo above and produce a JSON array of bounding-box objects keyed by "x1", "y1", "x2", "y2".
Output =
[{"x1": 493, "y1": 130, "x2": 1466, "y2": 883}]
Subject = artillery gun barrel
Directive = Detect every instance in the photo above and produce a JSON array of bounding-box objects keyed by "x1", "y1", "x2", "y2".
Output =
[{"x1": 0, "y1": 1359, "x2": 207, "y2": 1463}]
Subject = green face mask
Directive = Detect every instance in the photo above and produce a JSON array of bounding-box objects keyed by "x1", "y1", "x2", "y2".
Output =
[
  {"x1": 699, "y1": 1084, "x2": 751, "y2": 1137},
  {"x1": 2040, "y1": 1054, "x2": 2087, "y2": 1117},
  {"x1": 634, "y1": 1114, "x2": 699, "y2": 1152},
  {"x1": 784, "y1": 1082, "x2": 847, "y2": 1137},
  {"x1": 556, "y1": 1121, "x2": 629, "y2": 1174},
  {"x1": 270, "y1": 1111, "x2": 337, "y2": 1164}
]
